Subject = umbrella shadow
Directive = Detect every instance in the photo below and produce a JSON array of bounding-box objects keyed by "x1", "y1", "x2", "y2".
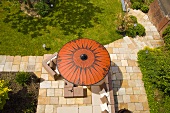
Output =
[{"x1": 110, "y1": 63, "x2": 123, "y2": 112}]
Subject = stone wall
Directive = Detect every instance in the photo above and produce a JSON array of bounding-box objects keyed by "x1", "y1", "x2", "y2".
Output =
[{"x1": 148, "y1": 0, "x2": 170, "y2": 35}]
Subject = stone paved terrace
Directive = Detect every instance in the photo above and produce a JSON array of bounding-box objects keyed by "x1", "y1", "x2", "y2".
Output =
[{"x1": 0, "y1": 9, "x2": 165, "y2": 113}]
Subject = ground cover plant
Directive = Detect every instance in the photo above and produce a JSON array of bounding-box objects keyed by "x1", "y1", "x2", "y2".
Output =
[
  {"x1": 0, "y1": 72, "x2": 39, "y2": 113},
  {"x1": 137, "y1": 26, "x2": 170, "y2": 113},
  {"x1": 0, "y1": 0, "x2": 122, "y2": 56}
]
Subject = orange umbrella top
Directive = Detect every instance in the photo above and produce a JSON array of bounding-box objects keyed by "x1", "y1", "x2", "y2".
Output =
[{"x1": 57, "y1": 38, "x2": 111, "y2": 85}]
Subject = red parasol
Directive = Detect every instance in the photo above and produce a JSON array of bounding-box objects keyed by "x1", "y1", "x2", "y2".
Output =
[{"x1": 57, "y1": 38, "x2": 111, "y2": 85}]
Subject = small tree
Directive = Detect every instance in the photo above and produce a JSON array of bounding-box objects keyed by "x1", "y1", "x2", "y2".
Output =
[{"x1": 0, "y1": 80, "x2": 11, "y2": 110}]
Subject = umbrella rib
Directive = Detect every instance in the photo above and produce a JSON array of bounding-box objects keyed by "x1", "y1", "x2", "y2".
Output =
[
  {"x1": 88, "y1": 67, "x2": 96, "y2": 84},
  {"x1": 62, "y1": 63, "x2": 75, "y2": 79},
  {"x1": 91, "y1": 65, "x2": 101, "y2": 81},
  {"x1": 71, "y1": 66, "x2": 78, "y2": 84},
  {"x1": 93, "y1": 65, "x2": 103, "y2": 79},
  {"x1": 86, "y1": 68, "x2": 92, "y2": 85}
]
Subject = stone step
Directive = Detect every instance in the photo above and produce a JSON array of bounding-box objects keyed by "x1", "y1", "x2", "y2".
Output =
[
  {"x1": 133, "y1": 38, "x2": 143, "y2": 50},
  {"x1": 136, "y1": 37, "x2": 152, "y2": 49},
  {"x1": 129, "y1": 37, "x2": 140, "y2": 49},
  {"x1": 150, "y1": 40, "x2": 164, "y2": 47},
  {"x1": 123, "y1": 36, "x2": 133, "y2": 45},
  {"x1": 146, "y1": 41, "x2": 153, "y2": 48}
]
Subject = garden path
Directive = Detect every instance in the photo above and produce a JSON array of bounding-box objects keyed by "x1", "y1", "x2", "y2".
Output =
[{"x1": 0, "y1": 9, "x2": 164, "y2": 113}]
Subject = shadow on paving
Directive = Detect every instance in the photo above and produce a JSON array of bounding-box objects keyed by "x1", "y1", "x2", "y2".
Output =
[
  {"x1": 111, "y1": 63, "x2": 123, "y2": 112},
  {"x1": 3, "y1": 0, "x2": 103, "y2": 37}
]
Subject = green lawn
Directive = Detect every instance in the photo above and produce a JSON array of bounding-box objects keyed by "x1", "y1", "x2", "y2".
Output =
[{"x1": 0, "y1": 0, "x2": 122, "y2": 56}]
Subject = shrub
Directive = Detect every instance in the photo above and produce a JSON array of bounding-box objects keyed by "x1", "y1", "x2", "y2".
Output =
[
  {"x1": 15, "y1": 72, "x2": 30, "y2": 86},
  {"x1": 130, "y1": 0, "x2": 144, "y2": 3},
  {"x1": 131, "y1": 2, "x2": 141, "y2": 10},
  {"x1": 117, "y1": 14, "x2": 138, "y2": 34},
  {"x1": 126, "y1": 26, "x2": 136, "y2": 37},
  {"x1": 131, "y1": 0, "x2": 151, "y2": 13},
  {"x1": 141, "y1": 4, "x2": 149, "y2": 13},
  {"x1": 163, "y1": 25, "x2": 170, "y2": 37},
  {"x1": 129, "y1": 15, "x2": 137, "y2": 23},
  {"x1": 34, "y1": 1, "x2": 50, "y2": 17},
  {"x1": 0, "y1": 80, "x2": 11, "y2": 110},
  {"x1": 138, "y1": 47, "x2": 170, "y2": 95},
  {"x1": 135, "y1": 23, "x2": 145, "y2": 36},
  {"x1": 162, "y1": 25, "x2": 170, "y2": 49},
  {"x1": 138, "y1": 47, "x2": 170, "y2": 112},
  {"x1": 126, "y1": 23, "x2": 145, "y2": 37}
]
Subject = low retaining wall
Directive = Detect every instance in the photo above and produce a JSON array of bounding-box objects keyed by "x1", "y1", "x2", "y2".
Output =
[{"x1": 148, "y1": 0, "x2": 170, "y2": 35}]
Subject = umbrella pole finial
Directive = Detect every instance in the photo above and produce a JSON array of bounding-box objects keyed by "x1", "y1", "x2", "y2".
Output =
[{"x1": 80, "y1": 54, "x2": 88, "y2": 61}]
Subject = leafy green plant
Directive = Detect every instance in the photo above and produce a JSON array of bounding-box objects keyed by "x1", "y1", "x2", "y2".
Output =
[
  {"x1": 34, "y1": 1, "x2": 50, "y2": 17},
  {"x1": 126, "y1": 26, "x2": 136, "y2": 37},
  {"x1": 138, "y1": 47, "x2": 170, "y2": 95},
  {"x1": 130, "y1": 0, "x2": 144, "y2": 3},
  {"x1": 138, "y1": 46, "x2": 170, "y2": 113},
  {"x1": 117, "y1": 14, "x2": 145, "y2": 37},
  {"x1": 141, "y1": 4, "x2": 149, "y2": 13},
  {"x1": 0, "y1": 80, "x2": 11, "y2": 110},
  {"x1": 15, "y1": 72, "x2": 30, "y2": 86},
  {"x1": 130, "y1": 0, "x2": 152, "y2": 13},
  {"x1": 117, "y1": 14, "x2": 137, "y2": 33},
  {"x1": 126, "y1": 23, "x2": 145, "y2": 37},
  {"x1": 163, "y1": 25, "x2": 170, "y2": 37},
  {"x1": 144, "y1": 0, "x2": 154, "y2": 5},
  {"x1": 162, "y1": 25, "x2": 170, "y2": 49},
  {"x1": 129, "y1": 15, "x2": 137, "y2": 23},
  {"x1": 131, "y1": 2, "x2": 141, "y2": 10},
  {"x1": 135, "y1": 23, "x2": 145, "y2": 36}
]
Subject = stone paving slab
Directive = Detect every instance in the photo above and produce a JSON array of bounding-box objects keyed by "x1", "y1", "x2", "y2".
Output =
[
  {"x1": 19, "y1": 62, "x2": 28, "y2": 72},
  {"x1": 4, "y1": 62, "x2": 12, "y2": 72},
  {"x1": 13, "y1": 56, "x2": 21, "y2": 65},
  {"x1": 57, "y1": 107, "x2": 78, "y2": 113},
  {"x1": 0, "y1": 55, "x2": 6, "y2": 65},
  {"x1": 79, "y1": 106, "x2": 92, "y2": 113},
  {"x1": 0, "y1": 65, "x2": 4, "y2": 72},
  {"x1": 11, "y1": 65, "x2": 19, "y2": 72},
  {"x1": 6, "y1": 56, "x2": 14, "y2": 62}
]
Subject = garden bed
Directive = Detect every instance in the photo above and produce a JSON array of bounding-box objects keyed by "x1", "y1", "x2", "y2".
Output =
[{"x1": 0, "y1": 72, "x2": 39, "y2": 113}]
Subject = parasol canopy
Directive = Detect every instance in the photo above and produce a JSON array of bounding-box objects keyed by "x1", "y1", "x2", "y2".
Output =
[{"x1": 57, "y1": 38, "x2": 111, "y2": 85}]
